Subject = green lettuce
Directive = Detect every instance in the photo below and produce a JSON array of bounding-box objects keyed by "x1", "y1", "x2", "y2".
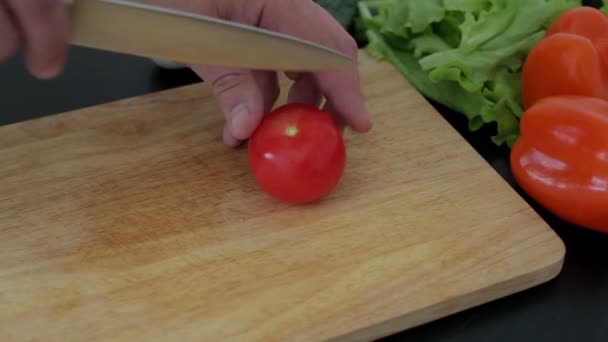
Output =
[{"x1": 356, "y1": 0, "x2": 581, "y2": 147}]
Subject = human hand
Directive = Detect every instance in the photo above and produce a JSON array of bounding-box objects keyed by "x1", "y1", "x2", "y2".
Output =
[
  {"x1": 145, "y1": 0, "x2": 373, "y2": 146},
  {"x1": 0, "y1": 0, "x2": 372, "y2": 147},
  {"x1": 0, "y1": 0, "x2": 70, "y2": 79}
]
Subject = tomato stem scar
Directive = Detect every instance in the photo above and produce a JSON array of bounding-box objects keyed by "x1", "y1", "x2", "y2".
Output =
[{"x1": 285, "y1": 125, "x2": 298, "y2": 137}]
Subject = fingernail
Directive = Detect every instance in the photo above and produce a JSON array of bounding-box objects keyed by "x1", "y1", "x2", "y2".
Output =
[
  {"x1": 33, "y1": 62, "x2": 61, "y2": 80},
  {"x1": 230, "y1": 104, "x2": 250, "y2": 140}
]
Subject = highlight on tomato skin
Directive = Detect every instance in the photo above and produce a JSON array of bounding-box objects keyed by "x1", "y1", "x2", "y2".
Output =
[{"x1": 247, "y1": 103, "x2": 347, "y2": 204}]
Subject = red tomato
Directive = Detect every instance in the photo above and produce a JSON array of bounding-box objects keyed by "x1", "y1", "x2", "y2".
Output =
[{"x1": 247, "y1": 103, "x2": 346, "y2": 204}]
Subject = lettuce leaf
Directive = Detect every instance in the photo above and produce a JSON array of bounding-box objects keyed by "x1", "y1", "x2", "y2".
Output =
[{"x1": 356, "y1": 0, "x2": 581, "y2": 147}]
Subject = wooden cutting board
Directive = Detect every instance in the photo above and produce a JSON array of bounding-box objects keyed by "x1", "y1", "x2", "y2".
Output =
[{"x1": 0, "y1": 51, "x2": 564, "y2": 342}]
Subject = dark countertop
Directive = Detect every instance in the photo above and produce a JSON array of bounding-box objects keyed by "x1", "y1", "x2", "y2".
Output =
[{"x1": 2, "y1": 18, "x2": 608, "y2": 342}]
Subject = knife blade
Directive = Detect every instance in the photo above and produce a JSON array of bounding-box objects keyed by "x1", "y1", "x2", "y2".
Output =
[{"x1": 67, "y1": 0, "x2": 355, "y2": 71}]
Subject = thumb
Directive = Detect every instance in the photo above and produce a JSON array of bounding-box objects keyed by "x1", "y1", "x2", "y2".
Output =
[{"x1": 191, "y1": 65, "x2": 265, "y2": 146}]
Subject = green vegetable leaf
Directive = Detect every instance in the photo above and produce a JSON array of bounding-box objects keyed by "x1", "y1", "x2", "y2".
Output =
[
  {"x1": 384, "y1": 0, "x2": 445, "y2": 34},
  {"x1": 365, "y1": 30, "x2": 487, "y2": 127},
  {"x1": 443, "y1": 0, "x2": 490, "y2": 12},
  {"x1": 356, "y1": 0, "x2": 581, "y2": 147}
]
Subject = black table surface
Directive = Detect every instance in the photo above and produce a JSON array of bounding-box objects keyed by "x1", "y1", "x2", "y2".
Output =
[{"x1": 2, "y1": 30, "x2": 608, "y2": 342}]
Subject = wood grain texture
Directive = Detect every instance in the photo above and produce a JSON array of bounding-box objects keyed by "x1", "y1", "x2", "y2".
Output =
[{"x1": 0, "y1": 51, "x2": 565, "y2": 342}]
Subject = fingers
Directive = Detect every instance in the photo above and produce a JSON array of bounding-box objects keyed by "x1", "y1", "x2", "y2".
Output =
[
  {"x1": 206, "y1": 67, "x2": 264, "y2": 146},
  {"x1": 5, "y1": 0, "x2": 70, "y2": 79},
  {"x1": 306, "y1": 15, "x2": 372, "y2": 133},
  {"x1": 254, "y1": 0, "x2": 373, "y2": 133},
  {"x1": 253, "y1": 70, "x2": 280, "y2": 114},
  {"x1": 286, "y1": 72, "x2": 323, "y2": 108},
  {"x1": 314, "y1": 66, "x2": 372, "y2": 133},
  {"x1": 0, "y1": 1, "x2": 19, "y2": 61},
  {"x1": 192, "y1": 65, "x2": 279, "y2": 147},
  {"x1": 155, "y1": 0, "x2": 373, "y2": 144},
  {"x1": 323, "y1": 99, "x2": 346, "y2": 133}
]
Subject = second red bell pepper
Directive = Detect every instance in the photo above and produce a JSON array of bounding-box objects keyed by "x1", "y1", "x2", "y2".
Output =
[{"x1": 521, "y1": 7, "x2": 608, "y2": 109}]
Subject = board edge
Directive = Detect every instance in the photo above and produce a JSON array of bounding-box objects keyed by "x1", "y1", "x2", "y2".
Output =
[{"x1": 326, "y1": 238, "x2": 566, "y2": 342}]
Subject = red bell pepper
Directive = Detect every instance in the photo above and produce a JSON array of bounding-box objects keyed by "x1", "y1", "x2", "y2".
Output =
[
  {"x1": 512, "y1": 7, "x2": 608, "y2": 233},
  {"x1": 510, "y1": 96, "x2": 608, "y2": 233},
  {"x1": 521, "y1": 7, "x2": 608, "y2": 109}
]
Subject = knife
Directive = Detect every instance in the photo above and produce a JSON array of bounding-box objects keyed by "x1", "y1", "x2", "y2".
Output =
[{"x1": 66, "y1": 0, "x2": 355, "y2": 71}]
